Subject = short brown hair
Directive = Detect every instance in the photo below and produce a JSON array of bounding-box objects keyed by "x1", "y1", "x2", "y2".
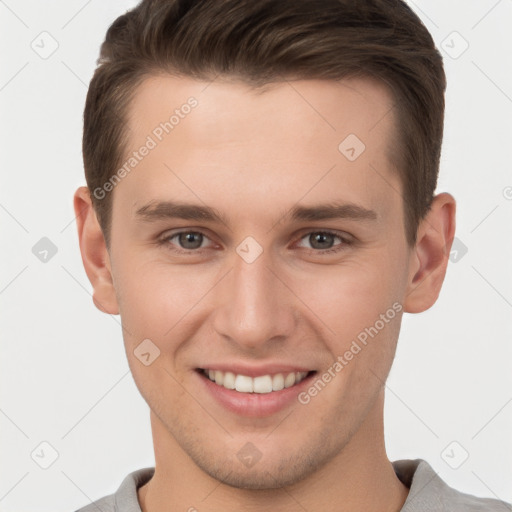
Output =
[{"x1": 83, "y1": 0, "x2": 446, "y2": 248}]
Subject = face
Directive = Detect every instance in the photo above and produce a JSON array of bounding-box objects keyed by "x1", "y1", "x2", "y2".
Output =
[{"x1": 105, "y1": 75, "x2": 415, "y2": 488}]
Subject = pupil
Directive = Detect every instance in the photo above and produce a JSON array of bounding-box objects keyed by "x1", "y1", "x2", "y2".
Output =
[
  {"x1": 312, "y1": 232, "x2": 333, "y2": 249},
  {"x1": 180, "y1": 232, "x2": 202, "y2": 249}
]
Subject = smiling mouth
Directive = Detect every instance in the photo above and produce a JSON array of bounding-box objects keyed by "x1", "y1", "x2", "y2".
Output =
[{"x1": 197, "y1": 368, "x2": 317, "y2": 394}]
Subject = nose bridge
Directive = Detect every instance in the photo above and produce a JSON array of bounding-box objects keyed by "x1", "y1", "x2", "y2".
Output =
[{"x1": 212, "y1": 246, "x2": 295, "y2": 348}]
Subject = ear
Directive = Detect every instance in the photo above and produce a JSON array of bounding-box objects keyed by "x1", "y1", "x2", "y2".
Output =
[
  {"x1": 73, "y1": 186, "x2": 119, "y2": 315},
  {"x1": 403, "y1": 192, "x2": 456, "y2": 313}
]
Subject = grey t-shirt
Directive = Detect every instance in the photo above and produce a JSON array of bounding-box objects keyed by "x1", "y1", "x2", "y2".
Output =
[{"x1": 74, "y1": 458, "x2": 511, "y2": 511}]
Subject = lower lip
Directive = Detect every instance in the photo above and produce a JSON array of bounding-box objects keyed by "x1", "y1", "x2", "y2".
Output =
[{"x1": 196, "y1": 369, "x2": 316, "y2": 417}]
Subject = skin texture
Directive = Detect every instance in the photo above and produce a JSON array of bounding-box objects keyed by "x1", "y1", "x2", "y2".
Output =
[{"x1": 74, "y1": 75, "x2": 456, "y2": 512}]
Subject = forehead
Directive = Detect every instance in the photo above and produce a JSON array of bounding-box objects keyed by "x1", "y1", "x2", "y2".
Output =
[
  {"x1": 117, "y1": 74, "x2": 400, "y2": 227},
  {"x1": 127, "y1": 74, "x2": 396, "y2": 150}
]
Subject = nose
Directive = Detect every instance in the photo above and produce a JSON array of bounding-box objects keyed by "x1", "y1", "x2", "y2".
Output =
[{"x1": 211, "y1": 246, "x2": 297, "y2": 351}]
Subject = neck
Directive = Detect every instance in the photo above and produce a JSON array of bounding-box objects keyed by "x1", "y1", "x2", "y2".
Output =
[{"x1": 138, "y1": 392, "x2": 409, "y2": 512}]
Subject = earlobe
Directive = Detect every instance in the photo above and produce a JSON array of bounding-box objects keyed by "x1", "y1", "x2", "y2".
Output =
[
  {"x1": 73, "y1": 186, "x2": 119, "y2": 315},
  {"x1": 403, "y1": 192, "x2": 456, "y2": 314}
]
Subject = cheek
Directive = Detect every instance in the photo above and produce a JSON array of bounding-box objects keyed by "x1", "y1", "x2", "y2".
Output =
[
  {"x1": 292, "y1": 252, "x2": 406, "y2": 397},
  {"x1": 115, "y1": 256, "x2": 201, "y2": 322},
  {"x1": 114, "y1": 260, "x2": 199, "y2": 408},
  {"x1": 296, "y1": 257, "x2": 403, "y2": 338},
  {"x1": 113, "y1": 257, "x2": 219, "y2": 377}
]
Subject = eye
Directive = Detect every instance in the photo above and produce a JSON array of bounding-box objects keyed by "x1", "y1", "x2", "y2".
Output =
[
  {"x1": 295, "y1": 230, "x2": 350, "y2": 254},
  {"x1": 157, "y1": 230, "x2": 214, "y2": 254}
]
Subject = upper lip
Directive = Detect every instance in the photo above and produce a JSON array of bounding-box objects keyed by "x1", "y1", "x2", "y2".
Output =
[{"x1": 197, "y1": 364, "x2": 315, "y2": 378}]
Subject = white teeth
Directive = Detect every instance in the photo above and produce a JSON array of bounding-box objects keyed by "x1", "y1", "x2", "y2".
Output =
[
  {"x1": 223, "y1": 371, "x2": 236, "y2": 389},
  {"x1": 253, "y1": 375, "x2": 273, "y2": 394},
  {"x1": 284, "y1": 372, "x2": 296, "y2": 388},
  {"x1": 235, "y1": 374, "x2": 253, "y2": 393},
  {"x1": 214, "y1": 370, "x2": 224, "y2": 386},
  {"x1": 272, "y1": 373, "x2": 284, "y2": 391},
  {"x1": 203, "y1": 369, "x2": 310, "y2": 393}
]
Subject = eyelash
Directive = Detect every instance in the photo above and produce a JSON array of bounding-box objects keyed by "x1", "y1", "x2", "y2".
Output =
[{"x1": 156, "y1": 229, "x2": 352, "y2": 256}]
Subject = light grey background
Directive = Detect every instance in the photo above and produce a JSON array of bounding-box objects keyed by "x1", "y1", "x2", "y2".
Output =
[{"x1": 1, "y1": 1, "x2": 511, "y2": 511}]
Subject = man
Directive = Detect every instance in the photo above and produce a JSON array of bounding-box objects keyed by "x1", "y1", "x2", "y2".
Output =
[{"x1": 73, "y1": 0, "x2": 510, "y2": 511}]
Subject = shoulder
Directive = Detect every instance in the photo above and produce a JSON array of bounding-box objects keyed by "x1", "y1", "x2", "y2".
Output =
[
  {"x1": 393, "y1": 459, "x2": 511, "y2": 512},
  {"x1": 73, "y1": 467, "x2": 155, "y2": 512}
]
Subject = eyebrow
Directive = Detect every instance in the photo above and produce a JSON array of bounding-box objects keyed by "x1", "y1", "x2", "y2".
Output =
[{"x1": 134, "y1": 200, "x2": 378, "y2": 226}]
